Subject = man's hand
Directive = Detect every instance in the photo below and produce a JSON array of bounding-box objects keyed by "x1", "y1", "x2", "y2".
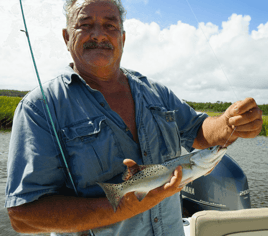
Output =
[
  {"x1": 121, "y1": 159, "x2": 183, "y2": 211},
  {"x1": 223, "y1": 97, "x2": 263, "y2": 142},
  {"x1": 193, "y1": 97, "x2": 263, "y2": 149}
]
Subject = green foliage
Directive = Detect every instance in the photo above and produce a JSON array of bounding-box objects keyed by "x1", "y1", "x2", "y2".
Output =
[
  {"x1": 0, "y1": 89, "x2": 28, "y2": 129},
  {"x1": 187, "y1": 101, "x2": 268, "y2": 137},
  {"x1": 0, "y1": 89, "x2": 29, "y2": 97},
  {"x1": 205, "y1": 111, "x2": 223, "y2": 117},
  {"x1": 203, "y1": 111, "x2": 268, "y2": 137},
  {"x1": 259, "y1": 104, "x2": 268, "y2": 116},
  {"x1": 186, "y1": 101, "x2": 268, "y2": 116},
  {"x1": 260, "y1": 116, "x2": 268, "y2": 136},
  {"x1": 186, "y1": 101, "x2": 233, "y2": 113},
  {"x1": 1, "y1": 96, "x2": 268, "y2": 136},
  {"x1": 0, "y1": 96, "x2": 22, "y2": 129}
]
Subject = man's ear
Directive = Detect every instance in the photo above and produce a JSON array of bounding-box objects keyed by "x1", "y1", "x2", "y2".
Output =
[
  {"x1": 123, "y1": 31, "x2": 126, "y2": 47},
  {"x1": 62, "y1": 28, "x2": 69, "y2": 51}
]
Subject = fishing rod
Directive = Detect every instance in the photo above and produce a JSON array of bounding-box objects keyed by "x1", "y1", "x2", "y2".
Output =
[{"x1": 19, "y1": 0, "x2": 78, "y2": 196}]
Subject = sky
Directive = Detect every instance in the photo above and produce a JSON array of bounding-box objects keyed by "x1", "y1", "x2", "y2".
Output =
[{"x1": 0, "y1": 0, "x2": 268, "y2": 104}]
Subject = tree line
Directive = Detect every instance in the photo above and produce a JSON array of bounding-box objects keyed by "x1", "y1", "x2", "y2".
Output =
[
  {"x1": 186, "y1": 101, "x2": 268, "y2": 115},
  {"x1": 1, "y1": 93, "x2": 267, "y2": 134},
  {"x1": 1, "y1": 90, "x2": 267, "y2": 115},
  {"x1": 0, "y1": 90, "x2": 29, "y2": 97}
]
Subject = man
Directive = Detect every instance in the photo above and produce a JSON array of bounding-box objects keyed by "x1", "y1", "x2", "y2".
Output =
[{"x1": 6, "y1": 0, "x2": 263, "y2": 235}]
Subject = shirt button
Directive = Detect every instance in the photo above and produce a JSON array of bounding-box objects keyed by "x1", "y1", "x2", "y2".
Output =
[
  {"x1": 154, "y1": 217, "x2": 158, "y2": 223},
  {"x1": 126, "y1": 127, "x2": 130, "y2": 132},
  {"x1": 143, "y1": 151, "x2": 147, "y2": 156},
  {"x1": 100, "y1": 102, "x2": 105, "y2": 107}
]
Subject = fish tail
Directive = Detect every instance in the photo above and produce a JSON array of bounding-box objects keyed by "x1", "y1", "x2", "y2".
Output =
[{"x1": 97, "y1": 182, "x2": 125, "y2": 212}]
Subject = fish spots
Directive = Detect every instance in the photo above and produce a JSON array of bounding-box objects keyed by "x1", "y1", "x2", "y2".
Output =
[
  {"x1": 97, "y1": 146, "x2": 227, "y2": 212},
  {"x1": 104, "y1": 184, "x2": 121, "y2": 201},
  {"x1": 123, "y1": 164, "x2": 147, "y2": 181}
]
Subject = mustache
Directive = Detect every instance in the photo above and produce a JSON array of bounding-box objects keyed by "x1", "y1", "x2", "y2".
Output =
[{"x1": 83, "y1": 41, "x2": 113, "y2": 50}]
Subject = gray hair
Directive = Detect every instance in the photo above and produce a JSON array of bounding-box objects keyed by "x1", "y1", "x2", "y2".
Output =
[{"x1": 63, "y1": 0, "x2": 126, "y2": 32}]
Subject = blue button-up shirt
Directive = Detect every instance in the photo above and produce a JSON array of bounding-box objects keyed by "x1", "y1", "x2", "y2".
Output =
[{"x1": 5, "y1": 65, "x2": 208, "y2": 236}]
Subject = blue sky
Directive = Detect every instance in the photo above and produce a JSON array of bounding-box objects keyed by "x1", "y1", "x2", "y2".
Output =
[{"x1": 122, "y1": 0, "x2": 268, "y2": 32}]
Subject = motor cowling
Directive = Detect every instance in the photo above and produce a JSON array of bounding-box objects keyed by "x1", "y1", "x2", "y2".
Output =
[{"x1": 180, "y1": 154, "x2": 251, "y2": 217}]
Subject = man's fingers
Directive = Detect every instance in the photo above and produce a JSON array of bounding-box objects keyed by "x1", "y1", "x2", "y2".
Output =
[
  {"x1": 224, "y1": 98, "x2": 263, "y2": 139},
  {"x1": 123, "y1": 159, "x2": 137, "y2": 167},
  {"x1": 233, "y1": 127, "x2": 263, "y2": 139},
  {"x1": 229, "y1": 97, "x2": 258, "y2": 117},
  {"x1": 163, "y1": 166, "x2": 182, "y2": 190},
  {"x1": 149, "y1": 166, "x2": 183, "y2": 200},
  {"x1": 232, "y1": 119, "x2": 263, "y2": 132},
  {"x1": 229, "y1": 107, "x2": 263, "y2": 127},
  {"x1": 123, "y1": 159, "x2": 142, "y2": 180}
]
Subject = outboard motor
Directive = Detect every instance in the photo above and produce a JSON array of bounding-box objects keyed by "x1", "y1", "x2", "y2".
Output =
[{"x1": 180, "y1": 154, "x2": 251, "y2": 217}]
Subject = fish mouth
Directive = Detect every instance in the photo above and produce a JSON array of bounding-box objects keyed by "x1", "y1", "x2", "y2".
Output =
[{"x1": 218, "y1": 145, "x2": 227, "y2": 152}]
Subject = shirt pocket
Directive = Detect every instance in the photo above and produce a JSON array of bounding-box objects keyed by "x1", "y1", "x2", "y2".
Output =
[
  {"x1": 61, "y1": 116, "x2": 125, "y2": 194},
  {"x1": 148, "y1": 105, "x2": 181, "y2": 159}
]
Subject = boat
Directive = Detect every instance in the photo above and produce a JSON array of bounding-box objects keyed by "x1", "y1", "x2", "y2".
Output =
[{"x1": 181, "y1": 153, "x2": 268, "y2": 236}]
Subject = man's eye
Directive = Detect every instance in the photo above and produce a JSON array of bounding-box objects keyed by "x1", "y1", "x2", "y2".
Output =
[
  {"x1": 81, "y1": 24, "x2": 90, "y2": 28},
  {"x1": 106, "y1": 24, "x2": 116, "y2": 30}
]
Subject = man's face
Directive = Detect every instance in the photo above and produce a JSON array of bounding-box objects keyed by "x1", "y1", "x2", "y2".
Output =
[{"x1": 63, "y1": 0, "x2": 125, "y2": 71}]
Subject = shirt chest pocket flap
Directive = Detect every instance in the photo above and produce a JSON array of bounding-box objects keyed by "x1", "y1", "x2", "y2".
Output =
[
  {"x1": 148, "y1": 105, "x2": 181, "y2": 159},
  {"x1": 61, "y1": 116, "x2": 124, "y2": 188}
]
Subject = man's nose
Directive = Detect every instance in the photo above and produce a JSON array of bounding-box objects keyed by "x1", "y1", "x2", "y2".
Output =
[{"x1": 90, "y1": 25, "x2": 107, "y2": 42}]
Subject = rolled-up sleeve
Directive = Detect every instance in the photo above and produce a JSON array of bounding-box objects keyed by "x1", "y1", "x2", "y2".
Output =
[{"x1": 5, "y1": 98, "x2": 66, "y2": 208}]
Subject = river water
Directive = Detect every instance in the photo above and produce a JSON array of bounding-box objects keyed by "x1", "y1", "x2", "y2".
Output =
[{"x1": 0, "y1": 131, "x2": 268, "y2": 235}]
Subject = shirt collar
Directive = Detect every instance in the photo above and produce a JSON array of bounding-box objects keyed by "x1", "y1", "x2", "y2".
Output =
[
  {"x1": 61, "y1": 63, "x2": 146, "y2": 87},
  {"x1": 61, "y1": 63, "x2": 86, "y2": 85}
]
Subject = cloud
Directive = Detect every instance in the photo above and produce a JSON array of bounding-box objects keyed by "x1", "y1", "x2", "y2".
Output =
[
  {"x1": 121, "y1": 14, "x2": 268, "y2": 104},
  {"x1": 0, "y1": 0, "x2": 71, "y2": 90},
  {"x1": 252, "y1": 22, "x2": 268, "y2": 39},
  {"x1": 1, "y1": 1, "x2": 268, "y2": 105}
]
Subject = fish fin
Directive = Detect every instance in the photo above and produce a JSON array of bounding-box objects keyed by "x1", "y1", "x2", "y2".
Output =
[
  {"x1": 97, "y1": 182, "x2": 124, "y2": 212},
  {"x1": 134, "y1": 191, "x2": 149, "y2": 201},
  {"x1": 122, "y1": 164, "x2": 147, "y2": 181}
]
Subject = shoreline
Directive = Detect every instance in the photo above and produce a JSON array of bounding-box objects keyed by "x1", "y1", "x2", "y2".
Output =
[{"x1": 1, "y1": 111, "x2": 268, "y2": 137}]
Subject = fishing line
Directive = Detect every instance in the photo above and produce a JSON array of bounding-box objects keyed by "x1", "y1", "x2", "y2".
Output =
[
  {"x1": 19, "y1": 0, "x2": 78, "y2": 196},
  {"x1": 185, "y1": 0, "x2": 239, "y2": 145},
  {"x1": 185, "y1": 0, "x2": 239, "y2": 102},
  {"x1": 222, "y1": 127, "x2": 237, "y2": 148}
]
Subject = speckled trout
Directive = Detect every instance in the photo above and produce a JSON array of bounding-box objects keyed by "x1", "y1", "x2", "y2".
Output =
[{"x1": 97, "y1": 146, "x2": 227, "y2": 212}]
